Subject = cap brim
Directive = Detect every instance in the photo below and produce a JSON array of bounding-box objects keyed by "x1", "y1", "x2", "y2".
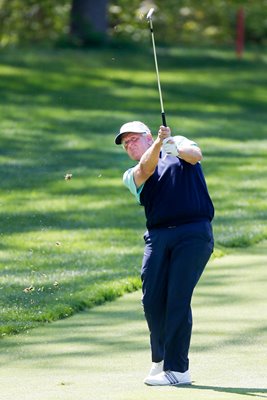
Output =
[
  {"x1": 115, "y1": 131, "x2": 146, "y2": 145},
  {"x1": 114, "y1": 133, "x2": 124, "y2": 145}
]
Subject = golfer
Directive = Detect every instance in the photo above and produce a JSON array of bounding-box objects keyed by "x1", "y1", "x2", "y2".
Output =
[{"x1": 115, "y1": 121, "x2": 214, "y2": 386}]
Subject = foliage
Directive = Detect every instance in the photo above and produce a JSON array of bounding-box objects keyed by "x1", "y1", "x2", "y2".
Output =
[
  {"x1": 110, "y1": 0, "x2": 267, "y2": 45},
  {"x1": 0, "y1": 0, "x2": 70, "y2": 46},
  {"x1": 0, "y1": 47, "x2": 266, "y2": 336},
  {"x1": 0, "y1": 0, "x2": 267, "y2": 46}
]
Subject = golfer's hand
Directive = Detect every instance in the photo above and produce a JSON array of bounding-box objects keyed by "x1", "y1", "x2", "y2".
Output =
[
  {"x1": 162, "y1": 137, "x2": 179, "y2": 157},
  {"x1": 158, "y1": 126, "x2": 171, "y2": 143}
]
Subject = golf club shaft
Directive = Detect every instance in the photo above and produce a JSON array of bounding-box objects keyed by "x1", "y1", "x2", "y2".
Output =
[{"x1": 148, "y1": 13, "x2": 167, "y2": 127}]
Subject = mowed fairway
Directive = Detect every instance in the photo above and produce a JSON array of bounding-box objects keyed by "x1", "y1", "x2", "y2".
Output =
[
  {"x1": 0, "y1": 245, "x2": 266, "y2": 400},
  {"x1": 0, "y1": 46, "x2": 266, "y2": 337}
]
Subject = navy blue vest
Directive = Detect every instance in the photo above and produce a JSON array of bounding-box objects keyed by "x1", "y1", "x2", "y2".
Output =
[{"x1": 140, "y1": 154, "x2": 214, "y2": 229}]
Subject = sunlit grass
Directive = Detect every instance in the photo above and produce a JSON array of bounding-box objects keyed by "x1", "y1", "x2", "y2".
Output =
[{"x1": 0, "y1": 46, "x2": 266, "y2": 336}]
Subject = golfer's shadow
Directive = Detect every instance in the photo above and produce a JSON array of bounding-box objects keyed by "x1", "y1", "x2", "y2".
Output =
[{"x1": 177, "y1": 384, "x2": 267, "y2": 398}]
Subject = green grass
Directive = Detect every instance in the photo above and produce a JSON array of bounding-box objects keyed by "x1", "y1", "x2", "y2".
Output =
[
  {"x1": 0, "y1": 46, "x2": 267, "y2": 336},
  {"x1": 0, "y1": 246, "x2": 266, "y2": 399}
]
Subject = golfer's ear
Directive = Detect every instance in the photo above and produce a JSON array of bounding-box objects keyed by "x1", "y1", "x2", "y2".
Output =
[{"x1": 147, "y1": 132, "x2": 153, "y2": 144}]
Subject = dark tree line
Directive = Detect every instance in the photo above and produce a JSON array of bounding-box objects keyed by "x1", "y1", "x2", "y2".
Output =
[
  {"x1": 70, "y1": 0, "x2": 108, "y2": 45},
  {"x1": 0, "y1": 0, "x2": 266, "y2": 47}
]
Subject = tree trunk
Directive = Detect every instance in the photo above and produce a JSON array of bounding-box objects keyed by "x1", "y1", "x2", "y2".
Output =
[{"x1": 70, "y1": 0, "x2": 108, "y2": 45}]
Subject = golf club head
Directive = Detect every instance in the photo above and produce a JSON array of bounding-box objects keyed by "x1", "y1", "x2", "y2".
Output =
[{"x1": 146, "y1": 8, "x2": 154, "y2": 20}]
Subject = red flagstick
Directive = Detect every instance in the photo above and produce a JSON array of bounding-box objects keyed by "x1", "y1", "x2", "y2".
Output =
[{"x1": 236, "y1": 7, "x2": 245, "y2": 59}]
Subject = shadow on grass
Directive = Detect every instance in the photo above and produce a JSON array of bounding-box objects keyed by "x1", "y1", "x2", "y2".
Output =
[
  {"x1": 0, "y1": 48, "x2": 266, "y2": 139},
  {"x1": 0, "y1": 295, "x2": 148, "y2": 367},
  {"x1": 1, "y1": 47, "x2": 267, "y2": 338},
  {"x1": 184, "y1": 384, "x2": 267, "y2": 398}
]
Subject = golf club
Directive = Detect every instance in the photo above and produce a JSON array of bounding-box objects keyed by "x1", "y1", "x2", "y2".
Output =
[{"x1": 146, "y1": 8, "x2": 167, "y2": 127}]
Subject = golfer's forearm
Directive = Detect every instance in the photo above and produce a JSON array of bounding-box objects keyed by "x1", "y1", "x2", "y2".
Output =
[
  {"x1": 179, "y1": 146, "x2": 202, "y2": 165},
  {"x1": 139, "y1": 139, "x2": 162, "y2": 175},
  {"x1": 133, "y1": 139, "x2": 162, "y2": 187}
]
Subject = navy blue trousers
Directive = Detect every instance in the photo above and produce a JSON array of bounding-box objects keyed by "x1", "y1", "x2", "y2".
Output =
[{"x1": 141, "y1": 220, "x2": 214, "y2": 373}]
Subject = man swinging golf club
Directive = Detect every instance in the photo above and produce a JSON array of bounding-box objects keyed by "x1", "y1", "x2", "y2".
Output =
[
  {"x1": 115, "y1": 122, "x2": 214, "y2": 386},
  {"x1": 114, "y1": 8, "x2": 214, "y2": 386}
]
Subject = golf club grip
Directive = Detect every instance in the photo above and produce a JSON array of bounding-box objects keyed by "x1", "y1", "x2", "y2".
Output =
[{"x1": 161, "y1": 112, "x2": 167, "y2": 127}]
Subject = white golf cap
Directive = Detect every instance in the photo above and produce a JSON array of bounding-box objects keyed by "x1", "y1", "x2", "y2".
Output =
[{"x1": 115, "y1": 121, "x2": 150, "y2": 145}]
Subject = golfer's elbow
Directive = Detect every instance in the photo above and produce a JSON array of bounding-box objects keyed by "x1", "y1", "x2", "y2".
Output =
[
  {"x1": 179, "y1": 147, "x2": 202, "y2": 165},
  {"x1": 139, "y1": 163, "x2": 155, "y2": 179},
  {"x1": 191, "y1": 149, "x2": 202, "y2": 165},
  {"x1": 133, "y1": 164, "x2": 155, "y2": 187}
]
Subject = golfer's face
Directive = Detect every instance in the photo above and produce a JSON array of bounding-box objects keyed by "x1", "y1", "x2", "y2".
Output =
[{"x1": 122, "y1": 133, "x2": 151, "y2": 161}]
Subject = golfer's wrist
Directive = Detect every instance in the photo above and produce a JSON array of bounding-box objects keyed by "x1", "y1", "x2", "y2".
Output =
[{"x1": 155, "y1": 137, "x2": 163, "y2": 146}]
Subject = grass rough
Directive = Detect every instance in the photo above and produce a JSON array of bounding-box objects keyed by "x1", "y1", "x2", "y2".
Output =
[{"x1": 0, "y1": 46, "x2": 266, "y2": 336}]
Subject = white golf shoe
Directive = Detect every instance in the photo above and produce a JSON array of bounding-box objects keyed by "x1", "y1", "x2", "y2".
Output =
[
  {"x1": 144, "y1": 369, "x2": 191, "y2": 386},
  {"x1": 148, "y1": 361, "x2": 164, "y2": 376},
  {"x1": 143, "y1": 361, "x2": 163, "y2": 384}
]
